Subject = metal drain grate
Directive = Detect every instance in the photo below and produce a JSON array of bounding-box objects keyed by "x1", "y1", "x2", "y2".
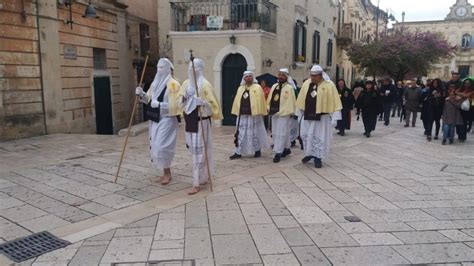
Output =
[
  {"x1": 0, "y1": 231, "x2": 70, "y2": 262},
  {"x1": 112, "y1": 260, "x2": 195, "y2": 266}
]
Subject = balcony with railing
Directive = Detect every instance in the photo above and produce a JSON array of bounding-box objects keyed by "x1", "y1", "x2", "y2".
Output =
[
  {"x1": 170, "y1": 0, "x2": 277, "y2": 33},
  {"x1": 337, "y1": 23, "x2": 354, "y2": 47}
]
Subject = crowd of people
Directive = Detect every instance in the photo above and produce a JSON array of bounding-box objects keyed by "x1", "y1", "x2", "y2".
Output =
[
  {"x1": 344, "y1": 72, "x2": 473, "y2": 144},
  {"x1": 134, "y1": 57, "x2": 472, "y2": 195}
]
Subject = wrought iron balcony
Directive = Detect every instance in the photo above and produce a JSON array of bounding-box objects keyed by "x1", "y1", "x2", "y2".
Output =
[
  {"x1": 336, "y1": 23, "x2": 354, "y2": 47},
  {"x1": 170, "y1": 0, "x2": 277, "y2": 33}
]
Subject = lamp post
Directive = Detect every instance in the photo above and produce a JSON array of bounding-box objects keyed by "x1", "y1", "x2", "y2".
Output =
[
  {"x1": 375, "y1": 0, "x2": 380, "y2": 40},
  {"x1": 401, "y1": 11, "x2": 405, "y2": 32}
]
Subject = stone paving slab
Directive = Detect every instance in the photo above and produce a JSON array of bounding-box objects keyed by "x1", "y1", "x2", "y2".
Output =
[{"x1": 1, "y1": 120, "x2": 474, "y2": 265}]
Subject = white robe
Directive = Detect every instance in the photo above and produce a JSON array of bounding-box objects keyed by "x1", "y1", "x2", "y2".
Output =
[
  {"x1": 148, "y1": 88, "x2": 178, "y2": 169},
  {"x1": 183, "y1": 98, "x2": 215, "y2": 187},
  {"x1": 290, "y1": 116, "x2": 299, "y2": 142},
  {"x1": 300, "y1": 114, "x2": 333, "y2": 159},
  {"x1": 271, "y1": 116, "x2": 292, "y2": 154},
  {"x1": 235, "y1": 115, "x2": 269, "y2": 155}
]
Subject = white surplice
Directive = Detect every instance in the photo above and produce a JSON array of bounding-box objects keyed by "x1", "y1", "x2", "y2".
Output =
[
  {"x1": 271, "y1": 116, "x2": 292, "y2": 154},
  {"x1": 235, "y1": 115, "x2": 269, "y2": 155},
  {"x1": 300, "y1": 113, "x2": 339, "y2": 159}
]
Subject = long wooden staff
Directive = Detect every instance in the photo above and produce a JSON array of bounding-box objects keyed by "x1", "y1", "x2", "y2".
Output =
[
  {"x1": 114, "y1": 55, "x2": 149, "y2": 183},
  {"x1": 189, "y1": 50, "x2": 213, "y2": 191}
]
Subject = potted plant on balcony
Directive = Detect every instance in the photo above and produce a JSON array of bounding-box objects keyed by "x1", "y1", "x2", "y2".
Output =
[
  {"x1": 223, "y1": 19, "x2": 230, "y2": 30},
  {"x1": 199, "y1": 14, "x2": 208, "y2": 31},
  {"x1": 239, "y1": 19, "x2": 247, "y2": 30},
  {"x1": 250, "y1": 13, "x2": 260, "y2": 30},
  {"x1": 297, "y1": 55, "x2": 305, "y2": 63},
  {"x1": 187, "y1": 16, "x2": 196, "y2": 31}
]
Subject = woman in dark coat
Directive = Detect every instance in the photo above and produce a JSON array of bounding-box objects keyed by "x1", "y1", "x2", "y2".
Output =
[
  {"x1": 431, "y1": 79, "x2": 445, "y2": 140},
  {"x1": 456, "y1": 78, "x2": 474, "y2": 142},
  {"x1": 421, "y1": 79, "x2": 445, "y2": 141},
  {"x1": 356, "y1": 80, "x2": 382, "y2": 138},
  {"x1": 336, "y1": 79, "x2": 355, "y2": 136}
]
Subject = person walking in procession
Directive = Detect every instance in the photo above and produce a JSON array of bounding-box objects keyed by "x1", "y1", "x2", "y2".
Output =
[
  {"x1": 392, "y1": 81, "x2": 405, "y2": 118},
  {"x1": 456, "y1": 78, "x2": 474, "y2": 142},
  {"x1": 229, "y1": 71, "x2": 269, "y2": 160},
  {"x1": 356, "y1": 80, "x2": 382, "y2": 138},
  {"x1": 267, "y1": 68, "x2": 297, "y2": 163},
  {"x1": 403, "y1": 79, "x2": 422, "y2": 127},
  {"x1": 260, "y1": 79, "x2": 272, "y2": 130},
  {"x1": 180, "y1": 58, "x2": 223, "y2": 195},
  {"x1": 135, "y1": 58, "x2": 181, "y2": 185},
  {"x1": 421, "y1": 78, "x2": 445, "y2": 141},
  {"x1": 296, "y1": 65, "x2": 342, "y2": 168},
  {"x1": 442, "y1": 85, "x2": 464, "y2": 145},
  {"x1": 378, "y1": 77, "x2": 396, "y2": 126},
  {"x1": 446, "y1": 71, "x2": 463, "y2": 92},
  {"x1": 336, "y1": 79, "x2": 355, "y2": 136}
]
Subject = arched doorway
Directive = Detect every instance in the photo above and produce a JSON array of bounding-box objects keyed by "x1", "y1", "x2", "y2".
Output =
[{"x1": 222, "y1": 53, "x2": 247, "y2": 125}]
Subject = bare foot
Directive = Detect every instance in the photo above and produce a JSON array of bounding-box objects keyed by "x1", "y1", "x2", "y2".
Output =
[
  {"x1": 187, "y1": 186, "x2": 200, "y2": 195},
  {"x1": 152, "y1": 176, "x2": 163, "y2": 183},
  {"x1": 160, "y1": 175, "x2": 171, "y2": 185}
]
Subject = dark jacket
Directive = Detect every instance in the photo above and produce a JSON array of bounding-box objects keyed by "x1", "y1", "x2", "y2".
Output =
[
  {"x1": 338, "y1": 87, "x2": 355, "y2": 110},
  {"x1": 356, "y1": 89, "x2": 383, "y2": 114},
  {"x1": 445, "y1": 79, "x2": 462, "y2": 91},
  {"x1": 404, "y1": 87, "x2": 422, "y2": 112},
  {"x1": 394, "y1": 86, "x2": 405, "y2": 104},
  {"x1": 421, "y1": 88, "x2": 445, "y2": 120},
  {"x1": 378, "y1": 84, "x2": 396, "y2": 104},
  {"x1": 442, "y1": 97, "x2": 464, "y2": 125}
]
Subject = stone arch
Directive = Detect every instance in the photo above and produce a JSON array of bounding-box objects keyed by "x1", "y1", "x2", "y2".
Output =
[{"x1": 212, "y1": 44, "x2": 256, "y2": 126}]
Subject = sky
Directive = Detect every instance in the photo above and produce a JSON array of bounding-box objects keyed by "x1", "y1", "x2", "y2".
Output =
[{"x1": 377, "y1": 0, "x2": 457, "y2": 23}]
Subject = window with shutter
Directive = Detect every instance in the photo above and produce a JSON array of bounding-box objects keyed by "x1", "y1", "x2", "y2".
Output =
[
  {"x1": 293, "y1": 20, "x2": 307, "y2": 62},
  {"x1": 327, "y1": 39, "x2": 333, "y2": 67},
  {"x1": 312, "y1": 31, "x2": 320, "y2": 63}
]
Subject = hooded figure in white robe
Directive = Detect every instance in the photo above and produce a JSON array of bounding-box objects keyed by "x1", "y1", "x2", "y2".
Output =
[
  {"x1": 180, "y1": 58, "x2": 223, "y2": 195},
  {"x1": 135, "y1": 58, "x2": 181, "y2": 184}
]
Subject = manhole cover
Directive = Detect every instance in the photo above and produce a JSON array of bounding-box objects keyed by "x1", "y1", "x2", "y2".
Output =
[
  {"x1": 112, "y1": 260, "x2": 195, "y2": 266},
  {"x1": 0, "y1": 231, "x2": 70, "y2": 262}
]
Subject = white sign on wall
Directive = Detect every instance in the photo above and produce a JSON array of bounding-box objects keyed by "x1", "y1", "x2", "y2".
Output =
[{"x1": 207, "y1": 16, "x2": 223, "y2": 28}]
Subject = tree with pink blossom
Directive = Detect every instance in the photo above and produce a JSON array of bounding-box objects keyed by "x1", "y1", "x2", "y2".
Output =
[{"x1": 348, "y1": 30, "x2": 455, "y2": 81}]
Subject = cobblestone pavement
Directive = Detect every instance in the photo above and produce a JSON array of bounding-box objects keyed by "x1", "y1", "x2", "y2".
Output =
[{"x1": 1, "y1": 118, "x2": 474, "y2": 265}]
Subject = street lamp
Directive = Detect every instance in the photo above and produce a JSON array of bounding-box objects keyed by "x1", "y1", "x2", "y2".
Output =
[
  {"x1": 401, "y1": 11, "x2": 406, "y2": 32},
  {"x1": 375, "y1": 0, "x2": 380, "y2": 40},
  {"x1": 61, "y1": 0, "x2": 99, "y2": 29}
]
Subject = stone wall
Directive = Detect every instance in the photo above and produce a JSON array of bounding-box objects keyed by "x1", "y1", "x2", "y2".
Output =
[
  {"x1": 1, "y1": 0, "x2": 159, "y2": 141},
  {"x1": 0, "y1": 0, "x2": 45, "y2": 139}
]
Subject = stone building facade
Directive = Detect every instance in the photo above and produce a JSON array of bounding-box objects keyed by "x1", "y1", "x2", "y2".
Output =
[
  {"x1": 336, "y1": 0, "x2": 389, "y2": 86},
  {"x1": 393, "y1": 0, "x2": 474, "y2": 80},
  {"x1": 158, "y1": 0, "x2": 340, "y2": 125},
  {"x1": 0, "y1": 0, "x2": 159, "y2": 140}
]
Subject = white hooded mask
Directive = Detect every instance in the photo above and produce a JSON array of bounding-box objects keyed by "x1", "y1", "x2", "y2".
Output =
[
  {"x1": 187, "y1": 58, "x2": 205, "y2": 96},
  {"x1": 150, "y1": 58, "x2": 174, "y2": 99}
]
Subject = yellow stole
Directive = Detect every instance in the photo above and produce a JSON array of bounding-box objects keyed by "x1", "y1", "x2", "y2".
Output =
[
  {"x1": 145, "y1": 78, "x2": 181, "y2": 117},
  {"x1": 267, "y1": 82, "x2": 296, "y2": 117},
  {"x1": 180, "y1": 79, "x2": 224, "y2": 120},
  {"x1": 297, "y1": 79, "x2": 342, "y2": 114},
  {"x1": 231, "y1": 84, "x2": 268, "y2": 116}
]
